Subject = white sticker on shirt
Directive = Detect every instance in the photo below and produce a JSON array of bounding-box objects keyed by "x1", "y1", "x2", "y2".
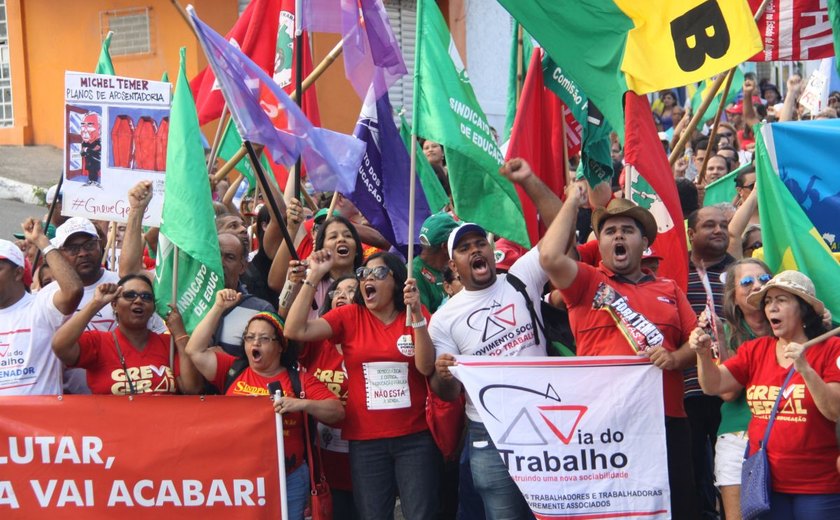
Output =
[
  {"x1": 363, "y1": 362, "x2": 410, "y2": 410},
  {"x1": 396, "y1": 334, "x2": 415, "y2": 357}
]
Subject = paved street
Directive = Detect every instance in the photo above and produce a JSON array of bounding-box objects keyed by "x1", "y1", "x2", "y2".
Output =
[{"x1": 0, "y1": 199, "x2": 45, "y2": 240}]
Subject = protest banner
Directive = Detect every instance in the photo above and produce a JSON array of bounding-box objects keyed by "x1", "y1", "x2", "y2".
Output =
[
  {"x1": 0, "y1": 396, "x2": 282, "y2": 519},
  {"x1": 63, "y1": 72, "x2": 171, "y2": 226},
  {"x1": 451, "y1": 356, "x2": 669, "y2": 519},
  {"x1": 749, "y1": 0, "x2": 836, "y2": 61}
]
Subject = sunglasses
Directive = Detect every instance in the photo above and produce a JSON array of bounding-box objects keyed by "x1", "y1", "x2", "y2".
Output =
[
  {"x1": 739, "y1": 183, "x2": 755, "y2": 190},
  {"x1": 328, "y1": 288, "x2": 357, "y2": 300},
  {"x1": 739, "y1": 273, "x2": 771, "y2": 287},
  {"x1": 744, "y1": 240, "x2": 762, "y2": 251},
  {"x1": 355, "y1": 265, "x2": 391, "y2": 280},
  {"x1": 121, "y1": 290, "x2": 155, "y2": 302}
]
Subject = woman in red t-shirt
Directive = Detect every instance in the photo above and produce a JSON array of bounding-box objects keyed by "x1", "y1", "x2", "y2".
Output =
[
  {"x1": 286, "y1": 251, "x2": 440, "y2": 520},
  {"x1": 691, "y1": 270, "x2": 840, "y2": 518},
  {"x1": 186, "y1": 297, "x2": 344, "y2": 520},
  {"x1": 52, "y1": 274, "x2": 203, "y2": 395}
]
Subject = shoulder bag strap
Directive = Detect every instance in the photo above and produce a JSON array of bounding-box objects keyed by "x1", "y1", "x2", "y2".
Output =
[
  {"x1": 505, "y1": 273, "x2": 545, "y2": 345},
  {"x1": 759, "y1": 366, "x2": 796, "y2": 450},
  {"x1": 111, "y1": 331, "x2": 137, "y2": 395}
]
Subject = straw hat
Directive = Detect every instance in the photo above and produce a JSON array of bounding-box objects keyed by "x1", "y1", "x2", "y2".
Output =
[
  {"x1": 591, "y1": 198, "x2": 658, "y2": 245},
  {"x1": 746, "y1": 270, "x2": 825, "y2": 315}
]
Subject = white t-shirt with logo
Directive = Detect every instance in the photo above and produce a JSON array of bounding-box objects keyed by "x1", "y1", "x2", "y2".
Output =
[
  {"x1": 0, "y1": 291, "x2": 67, "y2": 395},
  {"x1": 430, "y1": 247, "x2": 548, "y2": 421},
  {"x1": 40, "y1": 270, "x2": 167, "y2": 394}
]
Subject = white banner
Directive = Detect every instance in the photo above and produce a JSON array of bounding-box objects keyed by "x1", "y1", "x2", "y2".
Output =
[
  {"x1": 451, "y1": 356, "x2": 670, "y2": 519},
  {"x1": 63, "y1": 72, "x2": 171, "y2": 226}
]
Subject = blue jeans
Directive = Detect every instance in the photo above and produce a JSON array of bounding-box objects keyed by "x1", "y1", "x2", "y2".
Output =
[
  {"x1": 286, "y1": 462, "x2": 310, "y2": 520},
  {"x1": 349, "y1": 430, "x2": 441, "y2": 520},
  {"x1": 766, "y1": 492, "x2": 840, "y2": 519},
  {"x1": 467, "y1": 420, "x2": 533, "y2": 520}
]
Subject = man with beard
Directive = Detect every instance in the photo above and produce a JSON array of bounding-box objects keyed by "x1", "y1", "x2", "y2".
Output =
[
  {"x1": 540, "y1": 186, "x2": 700, "y2": 519},
  {"x1": 430, "y1": 158, "x2": 560, "y2": 519}
]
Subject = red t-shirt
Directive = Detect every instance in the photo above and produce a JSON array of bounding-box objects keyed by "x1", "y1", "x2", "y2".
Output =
[
  {"x1": 724, "y1": 336, "x2": 840, "y2": 494},
  {"x1": 323, "y1": 304, "x2": 431, "y2": 441},
  {"x1": 299, "y1": 340, "x2": 351, "y2": 490},
  {"x1": 561, "y1": 262, "x2": 697, "y2": 418},
  {"x1": 297, "y1": 226, "x2": 315, "y2": 261},
  {"x1": 75, "y1": 329, "x2": 180, "y2": 395},
  {"x1": 211, "y1": 352, "x2": 338, "y2": 473}
]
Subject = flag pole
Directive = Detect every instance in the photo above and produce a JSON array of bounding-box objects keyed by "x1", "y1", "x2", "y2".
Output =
[
  {"x1": 33, "y1": 173, "x2": 64, "y2": 268},
  {"x1": 206, "y1": 105, "x2": 229, "y2": 174},
  {"x1": 293, "y1": 0, "x2": 304, "y2": 201},
  {"x1": 244, "y1": 140, "x2": 299, "y2": 261},
  {"x1": 212, "y1": 38, "x2": 346, "y2": 182},
  {"x1": 170, "y1": 245, "x2": 179, "y2": 368},
  {"x1": 515, "y1": 24, "x2": 524, "y2": 103},
  {"x1": 327, "y1": 191, "x2": 340, "y2": 217},
  {"x1": 697, "y1": 69, "x2": 736, "y2": 187},
  {"x1": 407, "y1": 0, "x2": 425, "y2": 327}
]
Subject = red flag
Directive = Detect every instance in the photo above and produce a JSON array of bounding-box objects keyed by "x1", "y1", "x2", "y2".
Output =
[
  {"x1": 191, "y1": 0, "x2": 321, "y2": 128},
  {"x1": 748, "y1": 0, "x2": 835, "y2": 61},
  {"x1": 505, "y1": 51, "x2": 567, "y2": 246},
  {"x1": 623, "y1": 93, "x2": 688, "y2": 290}
]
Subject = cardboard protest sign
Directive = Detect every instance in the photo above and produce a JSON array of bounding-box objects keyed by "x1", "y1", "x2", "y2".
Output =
[
  {"x1": 63, "y1": 72, "x2": 171, "y2": 226},
  {"x1": 0, "y1": 396, "x2": 282, "y2": 519}
]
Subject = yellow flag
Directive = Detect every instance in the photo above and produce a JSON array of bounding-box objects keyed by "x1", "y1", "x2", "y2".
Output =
[{"x1": 616, "y1": 0, "x2": 762, "y2": 93}]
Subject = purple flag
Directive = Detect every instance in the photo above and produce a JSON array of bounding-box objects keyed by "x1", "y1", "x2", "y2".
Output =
[
  {"x1": 300, "y1": 0, "x2": 406, "y2": 100},
  {"x1": 188, "y1": 6, "x2": 364, "y2": 194},
  {"x1": 350, "y1": 86, "x2": 430, "y2": 250}
]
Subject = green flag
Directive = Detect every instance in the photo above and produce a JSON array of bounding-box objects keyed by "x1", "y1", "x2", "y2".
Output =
[
  {"x1": 502, "y1": 23, "x2": 535, "y2": 143},
  {"x1": 754, "y1": 123, "x2": 840, "y2": 316},
  {"x1": 216, "y1": 120, "x2": 271, "y2": 188},
  {"x1": 702, "y1": 162, "x2": 751, "y2": 207},
  {"x1": 154, "y1": 48, "x2": 224, "y2": 333},
  {"x1": 161, "y1": 71, "x2": 169, "y2": 82},
  {"x1": 541, "y1": 54, "x2": 612, "y2": 187},
  {"x1": 399, "y1": 114, "x2": 450, "y2": 213},
  {"x1": 413, "y1": 0, "x2": 528, "y2": 247},
  {"x1": 95, "y1": 32, "x2": 116, "y2": 75},
  {"x1": 690, "y1": 69, "x2": 744, "y2": 128},
  {"x1": 831, "y1": 0, "x2": 840, "y2": 77}
]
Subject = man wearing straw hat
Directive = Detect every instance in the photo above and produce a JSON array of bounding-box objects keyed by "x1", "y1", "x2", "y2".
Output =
[{"x1": 540, "y1": 185, "x2": 700, "y2": 519}]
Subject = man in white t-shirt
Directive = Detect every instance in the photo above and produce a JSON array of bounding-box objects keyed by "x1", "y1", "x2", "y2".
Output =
[
  {"x1": 39, "y1": 216, "x2": 166, "y2": 394},
  {"x1": 430, "y1": 222, "x2": 548, "y2": 520},
  {"x1": 0, "y1": 220, "x2": 82, "y2": 395}
]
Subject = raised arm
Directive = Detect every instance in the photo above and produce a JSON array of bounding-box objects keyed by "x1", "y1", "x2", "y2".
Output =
[
  {"x1": 785, "y1": 341, "x2": 840, "y2": 422},
  {"x1": 689, "y1": 324, "x2": 743, "y2": 396},
  {"x1": 52, "y1": 283, "x2": 121, "y2": 366},
  {"x1": 778, "y1": 74, "x2": 802, "y2": 123},
  {"x1": 163, "y1": 305, "x2": 204, "y2": 394},
  {"x1": 727, "y1": 186, "x2": 758, "y2": 259},
  {"x1": 742, "y1": 77, "x2": 760, "y2": 127},
  {"x1": 184, "y1": 289, "x2": 242, "y2": 381},
  {"x1": 404, "y1": 278, "x2": 434, "y2": 376},
  {"x1": 267, "y1": 197, "x2": 304, "y2": 293},
  {"x1": 539, "y1": 182, "x2": 586, "y2": 290},
  {"x1": 284, "y1": 249, "x2": 335, "y2": 342},
  {"x1": 22, "y1": 218, "x2": 82, "y2": 314},
  {"x1": 121, "y1": 181, "x2": 155, "y2": 278},
  {"x1": 500, "y1": 158, "x2": 564, "y2": 227}
]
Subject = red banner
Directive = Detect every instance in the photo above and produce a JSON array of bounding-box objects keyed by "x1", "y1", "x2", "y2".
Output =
[
  {"x1": 0, "y1": 396, "x2": 281, "y2": 519},
  {"x1": 749, "y1": 0, "x2": 836, "y2": 61}
]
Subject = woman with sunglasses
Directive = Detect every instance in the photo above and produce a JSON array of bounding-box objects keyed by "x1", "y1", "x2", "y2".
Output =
[
  {"x1": 52, "y1": 274, "x2": 203, "y2": 395},
  {"x1": 692, "y1": 270, "x2": 840, "y2": 518},
  {"x1": 707, "y1": 259, "x2": 773, "y2": 519},
  {"x1": 285, "y1": 251, "x2": 439, "y2": 520},
  {"x1": 186, "y1": 291, "x2": 344, "y2": 520}
]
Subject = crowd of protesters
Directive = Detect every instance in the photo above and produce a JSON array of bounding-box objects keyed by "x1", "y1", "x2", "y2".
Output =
[{"x1": 2, "y1": 74, "x2": 840, "y2": 520}]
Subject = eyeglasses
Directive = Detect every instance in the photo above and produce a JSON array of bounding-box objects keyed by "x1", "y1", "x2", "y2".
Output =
[
  {"x1": 61, "y1": 238, "x2": 100, "y2": 255},
  {"x1": 243, "y1": 334, "x2": 278, "y2": 345},
  {"x1": 739, "y1": 273, "x2": 771, "y2": 287},
  {"x1": 719, "y1": 132, "x2": 734, "y2": 138},
  {"x1": 121, "y1": 291, "x2": 155, "y2": 302},
  {"x1": 744, "y1": 240, "x2": 763, "y2": 251},
  {"x1": 328, "y1": 288, "x2": 357, "y2": 300},
  {"x1": 355, "y1": 265, "x2": 391, "y2": 280},
  {"x1": 739, "y1": 183, "x2": 755, "y2": 190}
]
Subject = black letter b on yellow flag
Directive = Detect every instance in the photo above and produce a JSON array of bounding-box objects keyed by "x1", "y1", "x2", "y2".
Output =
[{"x1": 670, "y1": 0, "x2": 730, "y2": 72}]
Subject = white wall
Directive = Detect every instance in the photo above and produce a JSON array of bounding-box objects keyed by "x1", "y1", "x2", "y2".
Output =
[{"x1": 465, "y1": 0, "x2": 512, "y2": 138}]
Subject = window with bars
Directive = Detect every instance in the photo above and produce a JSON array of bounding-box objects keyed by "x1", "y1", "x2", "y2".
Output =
[
  {"x1": 384, "y1": 0, "x2": 416, "y2": 123},
  {"x1": 101, "y1": 7, "x2": 155, "y2": 57},
  {"x1": 0, "y1": 0, "x2": 13, "y2": 127}
]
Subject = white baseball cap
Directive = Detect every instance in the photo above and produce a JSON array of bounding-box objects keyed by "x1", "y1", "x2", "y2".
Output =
[
  {"x1": 52, "y1": 217, "x2": 99, "y2": 248},
  {"x1": 0, "y1": 239, "x2": 25, "y2": 267}
]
